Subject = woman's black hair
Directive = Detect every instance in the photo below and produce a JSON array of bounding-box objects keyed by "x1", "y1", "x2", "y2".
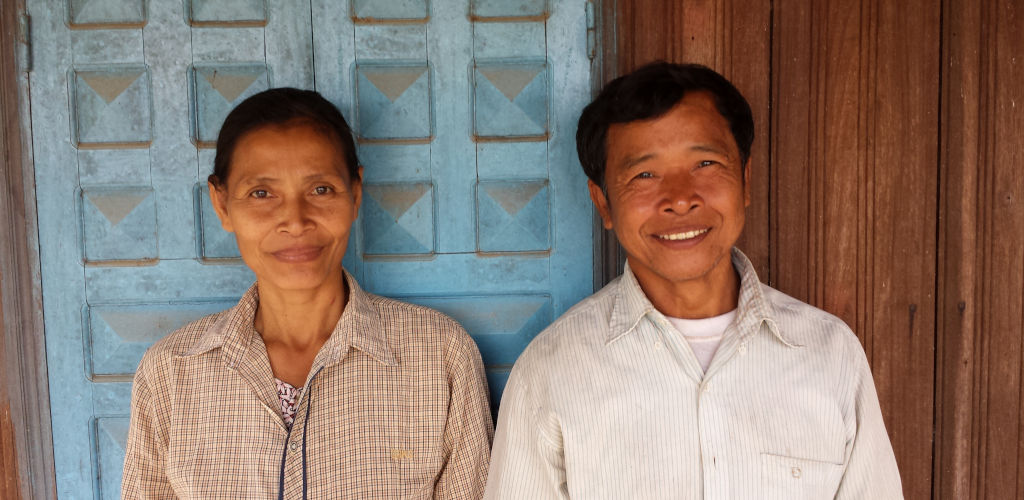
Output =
[
  {"x1": 576, "y1": 62, "x2": 754, "y2": 188},
  {"x1": 209, "y1": 87, "x2": 360, "y2": 186}
]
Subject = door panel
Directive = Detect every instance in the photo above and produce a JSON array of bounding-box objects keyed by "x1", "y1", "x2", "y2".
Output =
[
  {"x1": 30, "y1": 0, "x2": 592, "y2": 497},
  {"x1": 314, "y1": 0, "x2": 593, "y2": 410}
]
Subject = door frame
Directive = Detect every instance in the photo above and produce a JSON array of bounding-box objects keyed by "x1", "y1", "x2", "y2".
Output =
[
  {"x1": 0, "y1": 1, "x2": 56, "y2": 498},
  {"x1": 0, "y1": 1, "x2": 616, "y2": 497}
]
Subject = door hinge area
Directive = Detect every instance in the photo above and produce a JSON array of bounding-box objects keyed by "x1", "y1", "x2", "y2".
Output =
[
  {"x1": 18, "y1": 13, "x2": 31, "y2": 73},
  {"x1": 585, "y1": 1, "x2": 597, "y2": 60}
]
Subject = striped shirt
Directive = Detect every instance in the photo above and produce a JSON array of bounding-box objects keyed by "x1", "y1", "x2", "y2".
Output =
[
  {"x1": 122, "y1": 271, "x2": 493, "y2": 499},
  {"x1": 485, "y1": 249, "x2": 902, "y2": 499}
]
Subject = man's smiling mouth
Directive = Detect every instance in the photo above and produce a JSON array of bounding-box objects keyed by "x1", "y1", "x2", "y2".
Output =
[{"x1": 656, "y1": 228, "x2": 709, "y2": 241}]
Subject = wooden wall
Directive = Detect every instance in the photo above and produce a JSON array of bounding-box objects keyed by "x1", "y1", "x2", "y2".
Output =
[
  {"x1": 936, "y1": 0, "x2": 1024, "y2": 498},
  {"x1": 0, "y1": 0, "x2": 23, "y2": 495},
  {"x1": 610, "y1": 0, "x2": 1023, "y2": 498},
  {"x1": 0, "y1": 0, "x2": 55, "y2": 498}
]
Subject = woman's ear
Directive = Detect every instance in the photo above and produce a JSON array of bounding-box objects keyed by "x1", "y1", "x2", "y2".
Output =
[{"x1": 208, "y1": 179, "x2": 234, "y2": 233}]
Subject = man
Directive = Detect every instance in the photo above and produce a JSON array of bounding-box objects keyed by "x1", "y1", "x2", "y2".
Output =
[{"x1": 484, "y1": 63, "x2": 902, "y2": 499}]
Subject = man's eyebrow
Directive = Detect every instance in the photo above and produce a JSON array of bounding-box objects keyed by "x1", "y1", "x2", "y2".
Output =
[
  {"x1": 620, "y1": 153, "x2": 656, "y2": 169},
  {"x1": 690, "y1": 143, "x2": 732, "y2": 158}
]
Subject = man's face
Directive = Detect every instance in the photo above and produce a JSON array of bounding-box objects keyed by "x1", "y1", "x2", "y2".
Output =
[{"x1": 590, "y1": 91, "x2": 750, "y2": 296}]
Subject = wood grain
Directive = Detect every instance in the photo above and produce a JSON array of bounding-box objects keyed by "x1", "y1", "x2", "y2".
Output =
[
  {"x1": 0, "y1": 0, "x2": 23, "y2": 494},
  {"x1": 0, "y1": 0, "x2": 56, "y2": 497},
  {"x1": 771, "y1": 0, "x2": 940, "y2": 496}
]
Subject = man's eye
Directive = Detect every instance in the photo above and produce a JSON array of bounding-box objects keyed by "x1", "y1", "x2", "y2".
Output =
[
  {"x1": 250, "y1": 189, "x2": 269, "y2": 198},
  {"x1": 698, "y1": 160, "x2": 718, "y2": 168},
  {"x1": 313, "y1": 185, "x2": 333, "y2": 195},
  {"x1": 635, "y1": 171, "x2": 654, "y2": 180}
]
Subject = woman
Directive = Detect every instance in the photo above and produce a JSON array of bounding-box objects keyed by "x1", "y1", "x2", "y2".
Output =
[{"x1": 122, "y1": 88, "x2": 493, "y2": 499}]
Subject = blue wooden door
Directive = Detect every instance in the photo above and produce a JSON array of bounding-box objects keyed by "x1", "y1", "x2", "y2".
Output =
[{"x1": 27, "y1": 1, "x2": 593, "y2": 498}]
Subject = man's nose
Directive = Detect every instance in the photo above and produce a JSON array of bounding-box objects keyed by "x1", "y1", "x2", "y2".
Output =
[{"x1": 659, "y1": 176, "x2": 702, "y2": 214}]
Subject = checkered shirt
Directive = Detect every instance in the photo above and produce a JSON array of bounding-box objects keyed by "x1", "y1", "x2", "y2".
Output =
[{"x1": 122, "y1": 272, "x2": 493, "y2": 499}]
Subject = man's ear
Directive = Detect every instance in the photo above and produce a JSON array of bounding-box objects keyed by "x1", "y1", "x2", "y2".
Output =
[
  {"x1": 743, "y1": 159, "x2": 751, "y2": 207},
  {"x1": 351, "y1": 166, "x2": 363, "y2": 219},
  {"x1": 208, "y1": 180, "x2": 234, "y2": 233},
  {"x1": 588, "y1": 180, "x2": 614, "y2": 230}
]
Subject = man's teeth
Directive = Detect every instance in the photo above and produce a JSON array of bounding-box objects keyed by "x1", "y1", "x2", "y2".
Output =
[{"x1": 658, "y1": 229, "x2": 709, "y2": 241}]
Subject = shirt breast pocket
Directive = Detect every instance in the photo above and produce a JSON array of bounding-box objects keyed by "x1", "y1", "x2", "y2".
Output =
[{"x1": 760, "y1": 452, "x2": 844, "y2": 500}]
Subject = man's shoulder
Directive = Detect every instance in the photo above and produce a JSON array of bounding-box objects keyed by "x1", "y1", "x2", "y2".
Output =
[
  {"x1": 759, "y1": 283, "x2": 861, "y2": 351},
  {"x1": 514, "y1": 282, "x2": 618, "y2": 367}
]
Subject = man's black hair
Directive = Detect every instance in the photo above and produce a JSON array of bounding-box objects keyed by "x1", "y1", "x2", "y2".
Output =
[
  {"x1": 210, "y1": 87, "x2": 360, "y2": 186},
  {"x1": 576, "y1": 62, "x2": 754, "y2": 188}
]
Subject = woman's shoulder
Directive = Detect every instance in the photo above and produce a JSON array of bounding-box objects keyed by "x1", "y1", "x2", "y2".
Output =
[
  {"x1": 362, "y1": 293, "x2": 478, "y2": 352},
  {"x1": 366, "y1": 293, "x2": 464, "y2": 332},
  {"x1": 136, "y1": 309, "x2": 231, "y2": 373}
]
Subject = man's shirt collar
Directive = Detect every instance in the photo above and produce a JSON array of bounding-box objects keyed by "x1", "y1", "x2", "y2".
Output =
[
  {"x1": 181, "y1": 270, "x2": 399, "y2": 367},
  {"x1": 607, "y1": 247, "x2": 798, "y2": 347}
]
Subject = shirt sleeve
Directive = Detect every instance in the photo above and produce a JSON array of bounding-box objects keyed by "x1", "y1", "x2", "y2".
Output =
[
  {"x1": 433, "y1": 330, "x2": 495, "y2": 500},
  {"x1": 483, "y1": 362, "x2": 568, "y2": 500},
  {"x1": 121, "y1": 357, "x2": 175, "y2": 499},
  {"x1": 835, "y1": 342, "x2": 904, "y2": 499}
]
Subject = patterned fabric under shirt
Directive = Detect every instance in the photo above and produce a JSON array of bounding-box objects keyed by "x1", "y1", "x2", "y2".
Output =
[{"x1": 274, "y1": 378, "x2": 303, "y2": 428}]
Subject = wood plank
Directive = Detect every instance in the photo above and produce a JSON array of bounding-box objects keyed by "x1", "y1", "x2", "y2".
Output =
[
  {"x1": 935, "y1": 0, "x2": 982, "y2": 496},
  {"x1": 868, "y1": 0, "x2": 940, "y2": 496},
  {"x1": 0, "y1": 0, "x2": 57, "y2": 497},
  {"x1": 771, "y1": 0, "x2": 939, "y2": 497},
  {"x1": 980, "y1": 0, "x2": 1024, "y2": 496},
  {"x1": 0, "y1": 0, "x2": 24, "y2": 495}
]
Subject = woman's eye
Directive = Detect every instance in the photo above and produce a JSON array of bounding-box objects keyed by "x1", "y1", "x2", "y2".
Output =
[
  {"x1": 250, "y1": 189, "x2": 269, "y2": 198},
  {"x1": 313, "y1": 185, "x2": 333, "y2": 195}
]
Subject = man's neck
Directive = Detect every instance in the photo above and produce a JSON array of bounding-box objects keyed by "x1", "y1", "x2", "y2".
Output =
[{"x1": 632, "y1": 256, "x2": 741, "y2": 319}]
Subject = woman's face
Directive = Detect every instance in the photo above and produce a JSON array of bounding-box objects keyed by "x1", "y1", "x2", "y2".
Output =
[{"x1": 209, "y1": 121, "x2": 361, "y2": 294}]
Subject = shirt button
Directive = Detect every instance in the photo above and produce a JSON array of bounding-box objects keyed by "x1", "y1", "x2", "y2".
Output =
[
  {"x1": 654, "y1": 340, "x2": 663, "y2": 349},
  {"x1": 703, "y1": 382, "x2": 712, "y2": 393},
  {"x1": 738, "y1": 343, "x2": 747, "y2": 355},
  {"x1": 289, "y1": 442, "x2": 300, "y2": 452},
  {"x1": 791, "y1": 466, "x2": 801, "y2": 479}
]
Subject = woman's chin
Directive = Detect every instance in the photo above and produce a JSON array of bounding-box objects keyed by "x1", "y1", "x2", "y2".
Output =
[{"x1": 256, "y1": 267, "x2": 341, "y2": 293}]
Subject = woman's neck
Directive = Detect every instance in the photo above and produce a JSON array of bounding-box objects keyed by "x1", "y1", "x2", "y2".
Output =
[{"x1": 253, "y1": 276, "x2": 348, "y2": 351}]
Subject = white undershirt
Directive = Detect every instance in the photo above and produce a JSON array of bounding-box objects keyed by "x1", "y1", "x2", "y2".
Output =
[{"x1": 666, "y1": 309, "x2": 737, "y2": 373}]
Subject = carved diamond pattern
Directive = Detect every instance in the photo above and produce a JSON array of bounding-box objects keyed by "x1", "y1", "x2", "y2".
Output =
[
  {"x1": 191, "y1": 65, "x2": 270, "y2": 146},
  {"x1": 72, "y1": 66, "x2": 152, "y2": 147},
  {"x1": 69, "y1": 0, "x2": 146, "y2": 28},
  {"x1": 477, "y1": 180, "x2": 549, "y2": 252},
  {"x1": 361, "y1": 183, "x2": 434, "y2": 255},
  {"x1": 473, "y1": 62, "x2": 548, "y2": 139},
  {"x1": 80, "y1": 187, "x2": 157, "y2": 263},
  {"x1": 356, "y1": 64, "x2": 431, "y2": 141},
  {"x1": 351, "y1": 0, "x2": 428, "y2": 22}
]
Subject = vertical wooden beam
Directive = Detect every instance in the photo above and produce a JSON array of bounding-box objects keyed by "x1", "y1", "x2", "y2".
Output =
[
  {"x1": 935, "y1": 0, "x2": 982, "y2": 496},
  {"x1": 771, "y1": 0, "x2": 939, "y2": 497},
  {"x1": 0, "y1": 0, "x2": 57, "y2": 498},
  {"x1": 938, "y1": 0, "x2": 1024, "y2": 498}
]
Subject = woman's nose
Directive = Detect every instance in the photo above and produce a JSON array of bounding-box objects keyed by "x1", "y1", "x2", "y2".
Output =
[{"x1": 277, "y1": 196, "x2": 315, "y2": 234}]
